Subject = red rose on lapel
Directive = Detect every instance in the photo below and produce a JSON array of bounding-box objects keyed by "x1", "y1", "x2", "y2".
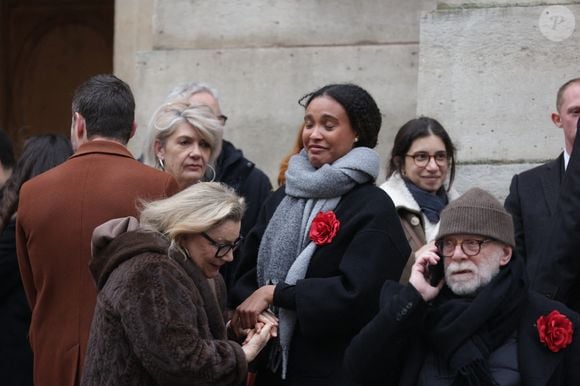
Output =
[
  {"x1": 309, "y1": 211, "x2": 340, "y2": 246},
  {"x1": 536, "y1": 310, "x2": 574, "y2": 352}
]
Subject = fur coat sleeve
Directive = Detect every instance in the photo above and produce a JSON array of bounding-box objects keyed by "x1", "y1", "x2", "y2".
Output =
[{"x1": 82, "y1": 230, "x2": 247, "y2": 386}]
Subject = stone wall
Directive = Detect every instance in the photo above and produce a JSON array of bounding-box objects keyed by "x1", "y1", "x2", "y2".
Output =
[
  {"x1": 115, "y1": 0, "x2": 580, "y2": 201},
  {"x1": 116, "y1": 0, "x2": 437, "y2": 185},
  {"x1": 418, "y1": 2, "x2": 579, "y2": 200}
]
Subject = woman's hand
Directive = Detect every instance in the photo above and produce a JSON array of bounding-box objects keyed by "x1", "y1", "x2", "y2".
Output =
[
  {"x1": 257, "y1": 310, "x2": 278, "y2": 338},
  {"x1": 241, "y1": 318, "x2": 276, "y2": 363},
  {"x1": 409, "y1": 249, "x2": 444, "y2": 302},
  {"x1": 228, "y1": 310, "x2": 278, "y2": 342},
  {"x1": 232, "y1": 285, "x2": 275, "y2": 330},
  {"x1": 236, "y1": 310, "x2": 278, "y2": 343}
]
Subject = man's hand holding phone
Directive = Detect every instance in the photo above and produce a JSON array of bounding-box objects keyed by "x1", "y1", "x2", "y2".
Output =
[{"x1": 409, "y1": 242, "x2": 445, "y2": 301}]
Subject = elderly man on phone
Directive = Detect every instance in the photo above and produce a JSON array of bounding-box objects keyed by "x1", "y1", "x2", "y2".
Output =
[{"x1": 345, "y1": 184, "x2": 580, "y2": 386}]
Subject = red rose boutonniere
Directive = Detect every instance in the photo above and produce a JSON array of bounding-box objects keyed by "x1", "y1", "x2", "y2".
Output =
[
  {"x1": 309, "y1": 211, "x2": 340, "y2": 246},
  {"x1": 536, "y1": 310, "x2": 574, "y2": 352}
]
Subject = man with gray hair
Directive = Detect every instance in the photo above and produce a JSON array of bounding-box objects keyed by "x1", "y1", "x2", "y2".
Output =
[
  {"x1": 162, "y1": 82, "x2": 272, "y2": 289},
  {"x1": 345, "y1": 185, "x2": 580, "y2": 385}
]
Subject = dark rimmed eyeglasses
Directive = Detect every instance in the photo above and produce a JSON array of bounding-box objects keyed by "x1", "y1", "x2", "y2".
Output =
[
  {"x1": 200, "y1": 232, "x2": 243, "y2": 258},
  {"x1": 437, "y1": 238, "x2": 492, "y2": 258},
  {"x1": 405, "y1": 151, "x2": 449, "y2": 167}
]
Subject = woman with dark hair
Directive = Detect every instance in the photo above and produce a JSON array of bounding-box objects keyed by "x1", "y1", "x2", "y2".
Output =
[
  {"x1": 380, "y1": 117, "x2": 459, "y2": 283},
  {"x1": 0, "y1": 129, "x2": 15, "y2": 189},
  {"x1": 229, "y1": 83, "x2": 410, "y2": 385},
  {"x1": 0, "y1": 134, "x2": 73, "y2": 386}
]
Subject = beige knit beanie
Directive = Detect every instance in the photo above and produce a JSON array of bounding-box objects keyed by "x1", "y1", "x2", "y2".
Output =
[{"x1": 436, "y1": 187, "x2": 515, "y2": 248}]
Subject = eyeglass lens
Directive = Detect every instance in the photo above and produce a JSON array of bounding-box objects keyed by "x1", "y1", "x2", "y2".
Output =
[
  {"x1": 439, "y1": 239, "x2": 487, "y2": 257},
  {"x1": 409, "y1": 152, "x2": 448, "y2": 167},
  {"x1": 201, "y1": 232, "x2": 241, "y2": 257}
]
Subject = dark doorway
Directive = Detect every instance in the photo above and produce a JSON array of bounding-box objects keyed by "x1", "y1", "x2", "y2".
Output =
[{"x1": 0, "y1": 0, "x2": 114, "y2": 152}]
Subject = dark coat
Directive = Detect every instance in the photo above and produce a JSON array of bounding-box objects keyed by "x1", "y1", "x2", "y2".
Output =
[
  {"x1": 82, "y1": 226, "x2": 247, "y2": 386},
  {"x1": 344, "y1": 282, "x2": 580, "y2": 386},
  {"x1": 216, "y1": 140, "x2": 272, "y2": 290},
  {"x1": 0, "y1": 219, "x2": 32, "y2": 386},
  {"x1": 348, "y1": 129, "x2": 580, "y2": 385},
  {"x1": 230, "y1": 183, "x2": 410, "y2": 386},
  {"x1": 16, "y1": 141, "x2": 179, "y2": 386},
  {"x1": 532, "y1": 122, "x2": 580, "y2": 312},
  {"x1": 504, "y1": 155, "x2": 563, "y2": 283}
]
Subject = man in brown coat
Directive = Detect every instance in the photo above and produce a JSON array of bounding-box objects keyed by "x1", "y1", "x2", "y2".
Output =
[{"x1": 16, "y1": 74, "x2": 179, "y2": 386}]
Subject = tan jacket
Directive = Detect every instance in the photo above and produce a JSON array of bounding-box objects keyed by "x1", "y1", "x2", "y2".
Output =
[{"x1": 380, "y1": 173, "x2": 459, "y2": 283}]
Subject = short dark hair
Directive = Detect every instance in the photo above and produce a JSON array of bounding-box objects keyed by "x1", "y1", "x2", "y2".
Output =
[
  {"x1": 71, "y1": 74, "x2": 135, "y2": 143},
  {"x1": 556, "y1": 77, "x2": 580, "y2": 112},
  {"x1": 299, "y1": 83, "x2": 382, "y2": 149},
  {"x1": 0, "y1": 134, "x2": 73, "y2": 233},
  {"x1": 387, "y1": 116, "x2": 457, "y2": 190},
  {"x1": 0, "y1": 129, "x2": 15, "y2": 170}
]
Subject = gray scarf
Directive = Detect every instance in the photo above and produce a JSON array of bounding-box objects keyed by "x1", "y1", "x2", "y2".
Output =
[{"x1": 257, "y1": 147, "x2": 380, "y2": 378}]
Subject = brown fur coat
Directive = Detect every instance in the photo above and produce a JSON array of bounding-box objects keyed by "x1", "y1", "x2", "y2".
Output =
[{"x1": 81, "y1": 218, "x2": 247, "y2": 385}]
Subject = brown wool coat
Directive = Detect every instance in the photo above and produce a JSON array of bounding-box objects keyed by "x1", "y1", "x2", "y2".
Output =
[
  {"x1": 82, "y1": 223, "x2": 247, "y2": 386},
  {"x1": 16, "y1": 141, "x2": 179, "y2": 386}
]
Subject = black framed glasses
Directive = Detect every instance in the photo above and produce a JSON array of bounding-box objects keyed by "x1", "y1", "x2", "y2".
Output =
[
  {"x1": 200, "y1": 232, "x2": 243, "y2": 258},
  {"x1": 405, "y1": 151, "x2": 448, "y2": 167},
  {"x1": 437, "y1": 238, "x2": 492, "y2": 258},
  {"x1": 217, "y1": 114, "x2": 228, "y2": 125}
]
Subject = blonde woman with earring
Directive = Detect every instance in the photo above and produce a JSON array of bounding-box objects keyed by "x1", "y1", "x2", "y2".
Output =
[{"x1": 143, "y1": 101, "x2": 223, "y2": 190}]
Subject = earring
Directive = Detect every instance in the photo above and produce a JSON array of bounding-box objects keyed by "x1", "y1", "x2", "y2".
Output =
[
  {"x1": 204, "y1": 164, "x2": 216, "y2": 182},
  {"x1": 354, "y1": 137, "x2": 359, "y2": 143},
  {"x1": 180, "y1": 245, "x2": 190, "y2": 261},
  {"x1": 157, "y1": 158, "x2": 165, "y2": 171}
]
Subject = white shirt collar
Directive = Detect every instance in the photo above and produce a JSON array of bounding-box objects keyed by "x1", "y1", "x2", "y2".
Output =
[{"x1": 564, "y1": 149, "x2": 570, "y2": 170}]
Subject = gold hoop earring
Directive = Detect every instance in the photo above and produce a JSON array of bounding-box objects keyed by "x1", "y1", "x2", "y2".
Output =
[
  {"x1": 204, "y1": 164, "x2": 216, "y2": 182},
  {"x1": 180, "y1": 245, "x2": 190, "y2": 261},
  {"x1": 157, "y1": 158, "x2": 165, "y2": 171}
]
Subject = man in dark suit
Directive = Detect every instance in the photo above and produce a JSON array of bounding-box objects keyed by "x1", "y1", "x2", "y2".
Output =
[
  {"x1": 16, "y1": 74, "x2": 179, "y2": 386},
  {"x1": 345, "y1": 186, "x2": 580, "y2": 386},
  {"x1": 505, "y1": 77, "x2": 580, "y2": 284},
  {"x1": 533, "y1": 115, "x2": 580, "y2": 311}
]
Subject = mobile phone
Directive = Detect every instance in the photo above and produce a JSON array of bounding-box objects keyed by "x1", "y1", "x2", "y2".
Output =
[{"x1": 427, "y1": 253, "x2": 444, "y2": 286}]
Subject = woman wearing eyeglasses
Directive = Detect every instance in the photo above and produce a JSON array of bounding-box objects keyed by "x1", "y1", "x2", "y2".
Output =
[
  {"x1": 380, "y1": 117, "x2": 460, "y2": 283},
  {"x1": 81, "y1": 182, "x2": 276, "y2": 386}
]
